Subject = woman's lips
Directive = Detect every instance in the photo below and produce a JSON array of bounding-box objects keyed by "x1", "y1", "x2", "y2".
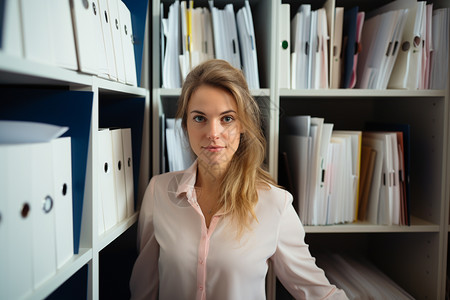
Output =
[{"x1": 202, "y1": 145, "x2": 225, "y2": 152}]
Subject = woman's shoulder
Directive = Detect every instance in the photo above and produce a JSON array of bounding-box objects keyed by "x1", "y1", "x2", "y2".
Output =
[{"x1": 257, "y1": 183, "x2": 293, "y2": 209}]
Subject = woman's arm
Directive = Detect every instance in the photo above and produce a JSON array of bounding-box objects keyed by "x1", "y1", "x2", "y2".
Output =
[
  {"x1": 129, "y1": 177, "x2": 160, "y2": 300},
  {"x1": 270, "y1": 191, "x2": 348, "y2": 300}
]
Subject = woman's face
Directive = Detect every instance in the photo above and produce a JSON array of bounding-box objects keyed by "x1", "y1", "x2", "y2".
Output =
[{"x1": 186, "y1": 85, "x2": 242, "y2": 171}]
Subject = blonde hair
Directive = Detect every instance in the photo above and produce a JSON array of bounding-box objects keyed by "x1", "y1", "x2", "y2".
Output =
[{"x1": 176, "y1": 59, "x2": 277, "y2": 236}]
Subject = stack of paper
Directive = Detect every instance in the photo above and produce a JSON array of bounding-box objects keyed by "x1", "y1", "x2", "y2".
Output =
[
  {"x1": 356, "y1": 7, "x2": 409, "y2": 89},
  {"x1": 316, "y1": 253, "x2": 415, "y2": 299},
  {"x1": 429, "y1": 7, "x2": 450, "y2": 90},
  {"x1": 209, "y1": 1, "x2": 241, "y2": 70},
  {"x1": 280, "y1": 116, "x2": 361, "y2": 225},
  {"x1": 165, "y1": 118, "x2": 195, "y2": 172},
  {"x1": 289, "y1": 4, "x2": 329, "y2": 89},
  {"x1": 237, "y1": 1, "x2": 260, "y2": 89},
  {"x1": 161, "y1": 1, "x2": 182, "y2": 88}
]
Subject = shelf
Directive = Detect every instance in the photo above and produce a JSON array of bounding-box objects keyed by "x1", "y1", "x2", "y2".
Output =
[
  {"x1": 0, "y1": 53, "x2": 92, "y2": 87},
  {"x1": 96, "y1": 213, "x2": 139, "y2": 252},
  {"x1": 279, "y1": 88, "x2": 446, "y2": 98},
  {"x1": 304, "y1": 216, "x2": 440, "y2": 233},
  {"x1": 158, "y1": 87, "x2": 271, "y2": 97},
  {"x1": 27, "y1": 248, "x2": 93, "y2": 300},
  {"x1": 0, "y1": 53, "x2": 146, "y2": 96}
]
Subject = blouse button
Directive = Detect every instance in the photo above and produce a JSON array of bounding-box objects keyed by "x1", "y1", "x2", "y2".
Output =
[
  {"x1": 199, "y1": 286, "x2": 203, "y2": 291},
  {"x1": 199, "y1": 259, "x2": 203, "y2": 264}
]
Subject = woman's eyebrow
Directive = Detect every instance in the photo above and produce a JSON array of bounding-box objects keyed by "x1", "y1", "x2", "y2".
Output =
[{"x1": 189, "y1": 109, "x2": 237, "y2": 115}]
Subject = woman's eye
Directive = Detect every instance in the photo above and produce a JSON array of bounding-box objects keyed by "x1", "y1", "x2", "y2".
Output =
[
  {"x1": 193, "y1": 116, "x2": 205, "y2": 122},
  {"x1": 222, "y1": 116, "x2": 234, "y2": 123}
]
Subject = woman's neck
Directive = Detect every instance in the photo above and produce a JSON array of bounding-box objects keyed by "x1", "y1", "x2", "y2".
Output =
[{"x1": 196, "y1": 160, "x2": 226, "y2": 189}]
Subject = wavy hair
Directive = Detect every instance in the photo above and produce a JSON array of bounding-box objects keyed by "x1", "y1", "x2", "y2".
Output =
[{"x1": 176, "y1": 59, "x2": 276, "y2": 236}]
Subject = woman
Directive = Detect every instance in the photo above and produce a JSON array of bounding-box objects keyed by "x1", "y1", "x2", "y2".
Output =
[{"x1": 129, "y1": 59, "x2": 348, "y2": 300}]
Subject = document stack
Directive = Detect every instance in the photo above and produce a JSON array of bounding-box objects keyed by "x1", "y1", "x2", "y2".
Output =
[
  {"x1": 165, "y1": 118, "x2": 195, "y2": 172},
  {"x1": 0, "y1": 121, "x2": 74, "y2": 299},
  {"x1": 286, "y1": 0, "x2": 449, "y2": 90},
  {"x1": 161, "y1": 0, "x2": 260, "y2": 89},
  {"x1": 280, "y1": 116, "x2": 410, "y2": 226},
  {"x1": 289, "y1": 4, "x2": 329, "y2": 89},
  {"x1": 0, "y1": 0, "x2": 138, "y2": 86},
  {"x1": 316, "y1": 253, "x2": 415, "y2": 299},
  {"x1": 97, "y1": 127, "x2": 135, "y2": 235}
]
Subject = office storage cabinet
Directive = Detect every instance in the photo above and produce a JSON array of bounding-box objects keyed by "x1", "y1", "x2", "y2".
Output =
[
  {"x1": 0, "y1": 50, "x2": 149, "y2": 300},
  {"x1": 152, "y1": 0, "x2": 449, "y2": 299}
]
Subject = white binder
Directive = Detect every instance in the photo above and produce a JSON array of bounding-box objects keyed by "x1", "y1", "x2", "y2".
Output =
[
  {"x1": 121, "y1": 128, "x2": 134, "y2": 217},
  {"x1": 107, "y1": 0, "x2": 126, "y2": 83},
  {"x1": 71, "y1": 0, "x2": 100, "y2": 74},
  {"x1": 51, "y1": 137, "x2": 74, "y2": 269},
  {"x1": 111, "y1": 128, "x2": 127, "y2": 222},
  {"x1": 93, "y1": 0, "x2": 110, "y2": 79},
  {"x1": 98, "y1": 0, "x2": 118, "y2": 81},
  {"x1": 30, "y1": 142, "x2": 57, "y2": 288},
  {"x1": 98, "y1": 129, "x2": 118, "y2": 231},
  {"x1": 51, "y1": 0, "x2": 78, "y2": 70},
  {"x1": 0, "y1": 0, "x2": 23, "y2": 57},
  {"x1": 278, "y1": 4, "x2": 290, "y2": 89},
  {"x1": 20, "y1": 0, "x2": 55, "y2": 65},
  {"x1": 0, "y1": 144, "x2": 33, "y2": 299},
  {"x1": 118, "y1": 0, "x2": 138, "y2": 86}
]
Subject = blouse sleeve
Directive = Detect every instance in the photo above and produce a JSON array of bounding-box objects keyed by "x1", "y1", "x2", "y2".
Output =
[
  {"x1": 129, "y1": 176, "x2": 159, "y2": 300},
  {"x1": 270, "y1": 191, "x2": 348, "y2": 300}
]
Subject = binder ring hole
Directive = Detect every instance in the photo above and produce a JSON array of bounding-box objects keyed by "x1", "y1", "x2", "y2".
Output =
[
  {"x1": 128, "y1": 157, "x2": 131, "y2": 167},
  {"x1": 82, "y1": 0, "x2": 89, "y2": 9},
  {"x1": 21, "y1": 203, "x2": 30, "y2": 218},
  {"x1": 104, "y1": 162, "x2": 109, "y2": 173},
  {"x1": 92, "y1": 2, "x2": 97, "y2": 15},
  {"x1": 124, "y1": 25, "x2": 128, "y2": 35},
  {"x1": 0, "y1": 212, "x2": 2, "y2": 224},
  {"x1": 43, "y1": 196, "x2": 53, "y2": 214},
  {"x1": 104, "y1": 11, "x2": 108, "y2": 23},
  {"x1": 115, "y1": 19, "x2": 119, "y2": 30},
  {"x1": 62, "y1": 183, "x2": 68, "y2": 196},
  {"x1": 118, "y1": 160, "x2": 122, "y2": 171},
  {"x1": 401, "y1": 41, "x2": 410, "y2": 52}
]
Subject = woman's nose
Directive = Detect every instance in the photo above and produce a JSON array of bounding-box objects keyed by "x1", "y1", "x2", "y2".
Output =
[{"x1": 207, "y1": 121, "x2": 220, "y2": 140}]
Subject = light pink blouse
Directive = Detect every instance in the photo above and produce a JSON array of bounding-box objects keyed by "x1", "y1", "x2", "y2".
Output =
[{"x1": 129, "y1": 161, "x2": 348, "y2": 300}]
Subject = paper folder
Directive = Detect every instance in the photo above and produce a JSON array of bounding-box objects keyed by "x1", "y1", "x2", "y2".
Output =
[
  {"x1": 118, "y1": 0, "x2": 138, "y2": 86},
  {"x1": 52, "y1": 0, "x2": 78, "y2": 70},
  {"x1": 108, "y1": 0, "x2": 126, "y2": 83},
  {"x1": 111, "y1": 128, "x2": 127, "y2": 222},
  {"x1": 51, "y1": 137, "x2": 74, "y2": 269},
  {"x1": 122, "y1": 128, "x2": 135, "y2": 217},
  {"x1": 99, "y1": 0, "x2": 118, "y2": 80},
  {"x1": 98, "y1": 129, "x2": 118, "y2": 231},
  {"x1": 278, "y1": 4, "x2": 290, "y2": 89},
  {"x1": 20, "y1": 0, "x2": 55, "y2": 66},
  {"x1": 0, "y1": 144, "x2": 34, "y2": 299},
  {"x1": 30, "y1": 142, "x2": 57, "y2": 288},
  {"x1": 0, "y1": 0, "x2": 23, "y2": 58},
  {"x1": 71, "y1": 0, "x2": 100, "y2": 74}
]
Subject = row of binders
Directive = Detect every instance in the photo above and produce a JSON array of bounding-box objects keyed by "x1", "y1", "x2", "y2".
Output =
[
  {"x1": 280, "y1": 116, "x2": 410, "y2": 226},
  {"x1": 161, "y1": 0, "x2": 260, "y2": 89},
  {"x1": 280, "y1": 0, "x2": 449, "y2": 90},
  {"x1": 0, "y1": 0, "x2": 137, "y2": 86},
  {"x1": 0, "y1": 127, "x2": 74, "y2": 299},
  {"x1": 98, "y1": 127, "x2": 135, "y2": 235},
  {"x1": 315, "y1": 253, "x2": 415, "y2": 299}
]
